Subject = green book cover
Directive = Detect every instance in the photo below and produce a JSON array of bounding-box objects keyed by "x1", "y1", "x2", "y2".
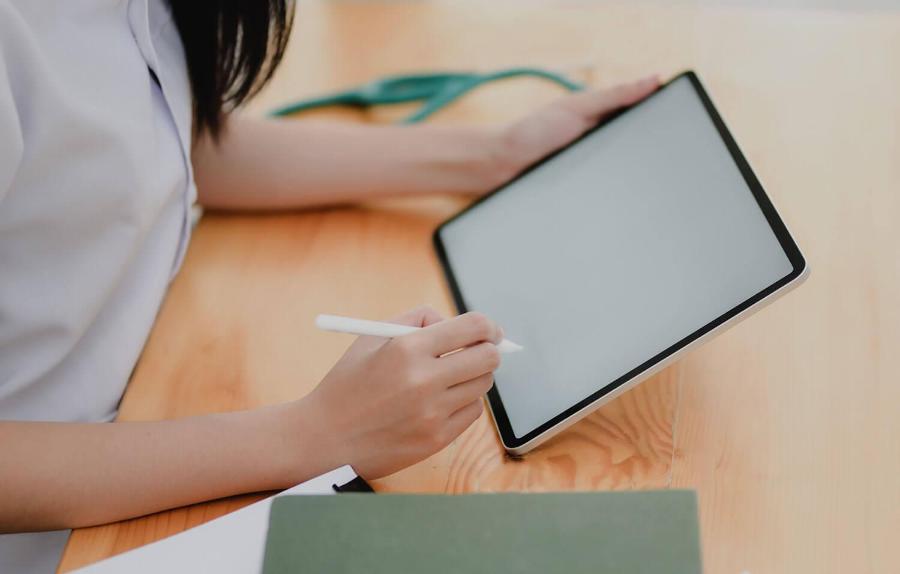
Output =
[{"x1": 262, "y1": 491, "x2": 702, "y2": 574}]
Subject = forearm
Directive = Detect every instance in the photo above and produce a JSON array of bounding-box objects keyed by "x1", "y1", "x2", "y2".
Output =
[
  {"x1": 192, "y1": 116, "x2": 513, "y2": 210},
  {"x1": 0, "y1": 401, "x2": 336, "y2": 533}
]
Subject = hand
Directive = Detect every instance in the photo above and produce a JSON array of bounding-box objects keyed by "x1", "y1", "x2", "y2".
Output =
[
  {"x1": 494, "y1": 75, "x2": 661, "y2": 185},
  {"x1": 304, "y1": 306, "x2": 503, "y2": 479}
]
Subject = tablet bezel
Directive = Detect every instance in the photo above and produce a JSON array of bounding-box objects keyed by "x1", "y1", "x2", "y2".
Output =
[{"x1": 433, "y1": 70, "x2": 807, "y2": 452}]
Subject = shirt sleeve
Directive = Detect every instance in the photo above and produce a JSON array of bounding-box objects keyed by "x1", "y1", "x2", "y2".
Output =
[{"x1": 0, "y1": 4, "x2": 25, "y2": 205}]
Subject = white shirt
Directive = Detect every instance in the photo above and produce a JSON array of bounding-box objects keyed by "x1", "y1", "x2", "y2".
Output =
[{"x1": 0, "y1": 0, "x2": 195, "y2": 571}]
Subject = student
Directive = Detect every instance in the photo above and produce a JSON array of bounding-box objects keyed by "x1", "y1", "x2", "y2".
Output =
[{"x1": 0, "y1": 1, "x2": 658, "y2": 571}]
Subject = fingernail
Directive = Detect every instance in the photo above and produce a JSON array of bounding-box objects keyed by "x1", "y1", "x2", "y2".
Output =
[{"x1": 498, "y1": 326, "x2": 506, "y2": 342}]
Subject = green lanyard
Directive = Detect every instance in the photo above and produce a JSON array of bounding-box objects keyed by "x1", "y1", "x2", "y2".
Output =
[{"x1": 269, "y1": 68, "x2": 584, "y2": 123}]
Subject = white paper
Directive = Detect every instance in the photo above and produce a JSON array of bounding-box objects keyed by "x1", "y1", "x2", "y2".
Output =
[{"x1": 71, "y1": 465, "x2": 357, "y2": 573}]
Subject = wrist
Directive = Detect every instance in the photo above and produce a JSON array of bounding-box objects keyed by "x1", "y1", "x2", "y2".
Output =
[
  {"x1": 431, "y1": 125, "x2": 518, "y2": 195},
  {"x1": 269, "y1": 396, "x2": 347, "y2": 487},
  {"x1": 476, "y1": 126, "x2": 521, "y2": 191}
]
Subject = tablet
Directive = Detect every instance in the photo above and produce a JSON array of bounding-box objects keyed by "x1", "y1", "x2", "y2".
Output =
[{"x1": 433, "y1": 71, "x2": 807, "y2": 454}]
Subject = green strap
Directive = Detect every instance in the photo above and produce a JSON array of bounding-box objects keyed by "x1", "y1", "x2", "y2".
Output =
[
  {"x1": 403, "y1": 68, "x2": 583, "y2": 123},
  {"x1": 269, "y1": 68, "x2": 584, "y2": 123}
]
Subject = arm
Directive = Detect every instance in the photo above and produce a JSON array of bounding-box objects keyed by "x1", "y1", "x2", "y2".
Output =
[
  {"x1": 0, "y1": 308, "x2": 501, "y2": 533},
  {"x1": 0, "y1": 403, "x2": 327, "y2": 532},
  {"x1": 192, "y1": 76, "x2": 660, "y2": 210},
  {"x1": 192, "y1": 119, "x2": 510, "y2": 210}
]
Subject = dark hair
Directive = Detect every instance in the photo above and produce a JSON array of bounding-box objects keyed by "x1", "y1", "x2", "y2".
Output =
[{"x1": 167, "y1": 1, "x2": 295, "y2": 140}]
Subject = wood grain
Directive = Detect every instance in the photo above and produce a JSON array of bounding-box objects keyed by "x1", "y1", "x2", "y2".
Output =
[{"x1": 59, "y1": 1, "x2": 900, "y2": 573}]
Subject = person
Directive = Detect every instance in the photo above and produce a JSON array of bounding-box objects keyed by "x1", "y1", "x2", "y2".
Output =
[{"x1": 0, "y1": 1, "x2": 659, "y2": 571}]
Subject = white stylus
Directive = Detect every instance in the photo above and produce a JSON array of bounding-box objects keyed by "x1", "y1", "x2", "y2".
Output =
[{"x1": 315, "y1": 314, "x2": 523, "y2": 353}]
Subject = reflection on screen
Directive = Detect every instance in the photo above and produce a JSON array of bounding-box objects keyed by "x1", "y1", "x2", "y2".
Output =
[{"x1": 440, "y1": 76, "x2": 794, "y2": 438}]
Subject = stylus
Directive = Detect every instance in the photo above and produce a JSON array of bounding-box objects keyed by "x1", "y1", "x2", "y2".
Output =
[{"x1": 315, "y1": 314, "x2": 524, "y2": 353}]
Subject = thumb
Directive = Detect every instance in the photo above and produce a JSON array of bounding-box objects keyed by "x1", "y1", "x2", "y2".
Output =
[{"x1": 559, "y1": 75, "x2": 660, "y2": 122}]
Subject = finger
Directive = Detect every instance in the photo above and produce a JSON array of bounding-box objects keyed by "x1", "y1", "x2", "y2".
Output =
[
  {"x1": 443, "y1": 372, "x2": 494, "y2": 412},
  {"x1": 560, "y1": 75, "x2": 660, "y2": 121},
  {"x1": 386, "y1": 305, "x2": 446, "y2": 328},
  {"x1": 419, "y1": 312, "x2": 503, "y2": 356},
  {"x1": 434, "y1": 342, "x2": 501, "y2": 386},
  {"x1": 349, "y1": 306, "x2": 444, "y2": 353},
  {"x1": 443, "y1": 399, "x2": 485, "y2": 442}
]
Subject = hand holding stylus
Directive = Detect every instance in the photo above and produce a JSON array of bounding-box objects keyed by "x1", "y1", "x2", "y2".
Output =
[{"x1": 304, "y1": 307, "x2": 506, "y2": 479}]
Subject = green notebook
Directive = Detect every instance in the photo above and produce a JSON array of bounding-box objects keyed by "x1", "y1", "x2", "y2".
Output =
[{"x1": 262, "y1": 491, "x2": 702, "y2": 574}]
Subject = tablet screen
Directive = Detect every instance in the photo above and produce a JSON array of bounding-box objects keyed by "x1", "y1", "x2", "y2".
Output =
[{"x1": 436, "y1": 74, "x2": 801, "y2": 442}]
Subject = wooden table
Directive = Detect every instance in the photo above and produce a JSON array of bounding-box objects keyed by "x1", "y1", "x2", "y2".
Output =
[{"x1": 59, "y1": 1, "x2": 900, "y2": 572}]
